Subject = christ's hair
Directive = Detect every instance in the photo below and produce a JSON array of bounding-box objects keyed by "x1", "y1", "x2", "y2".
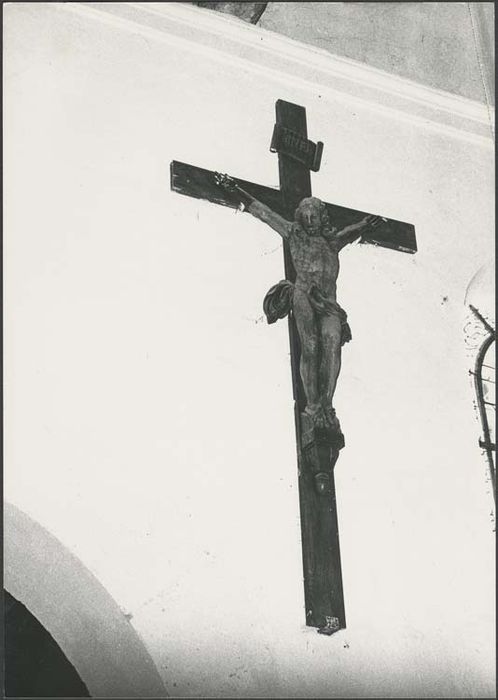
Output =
[{"x1": 294, "y1": 197, "x2": 331, "y2": 231}]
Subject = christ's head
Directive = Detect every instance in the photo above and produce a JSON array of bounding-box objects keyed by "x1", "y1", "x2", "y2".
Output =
[{"x1": 294, "y1": 197, "x2": 329, "y2": 236}]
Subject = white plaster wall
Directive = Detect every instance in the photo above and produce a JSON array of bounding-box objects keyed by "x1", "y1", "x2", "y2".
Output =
[{"x1": 4, "y1": 3, "x2": 495, "y2": 698}]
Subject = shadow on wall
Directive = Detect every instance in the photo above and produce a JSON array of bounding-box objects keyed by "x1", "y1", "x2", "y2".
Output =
[{"x1": 3, "y1": 502, "x2": 167, "y2": 699}]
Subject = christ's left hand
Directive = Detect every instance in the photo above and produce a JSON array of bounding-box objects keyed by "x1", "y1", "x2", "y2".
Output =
[{"x1": 361, "y1": 214, "x2": 384, "y2": 229}]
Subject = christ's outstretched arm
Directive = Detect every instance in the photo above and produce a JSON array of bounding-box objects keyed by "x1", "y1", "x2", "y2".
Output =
[
  {"x1": 214, "y1": 172, "x2": 292, "y2": 240},
  {"x1": 245, "y1": 200, "x2": 292, "y2": 240},
  {"x1": 328, "y1": 215, "x2": 383, "y2": 249}
]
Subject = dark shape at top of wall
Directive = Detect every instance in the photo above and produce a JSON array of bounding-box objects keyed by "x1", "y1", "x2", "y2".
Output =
[{"x1": 192, "y1": 2, "x2": 268, "y2": 24}]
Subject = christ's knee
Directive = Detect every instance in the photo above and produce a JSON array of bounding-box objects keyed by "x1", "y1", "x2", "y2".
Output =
[
  {"x1": 300, "y1": 335, "x2": 318, "y2": 363},
  {"x1": 322, "y1": 334, "x2": 341, "y2": 360},
  {"x1": 321, "y1": 320, "x2": 341, "y2": 344},
  {"x1": 321, "y1": 320, "x2": 341, "y2": 354}
]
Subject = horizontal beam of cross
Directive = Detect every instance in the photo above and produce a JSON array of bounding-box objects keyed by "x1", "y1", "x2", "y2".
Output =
[
  {"x1": 170, "y1": 160, "x2": 286, "y2": 216},
  {"x1": 170, "y1": 160, "x2": 417, "y2": 254}
]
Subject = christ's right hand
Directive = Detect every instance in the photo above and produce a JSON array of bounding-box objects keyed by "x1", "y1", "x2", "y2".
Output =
[
  {"x1": 214, "y1": 172, "x2": 238, "y2": 193},
  {"x1": 214, "y1": 172, "x2": 255, "y2": 210}
]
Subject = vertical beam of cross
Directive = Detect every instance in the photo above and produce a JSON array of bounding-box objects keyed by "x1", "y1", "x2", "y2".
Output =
[
  {"x1": 275, "y1": 101, "x2": 310, "y2": 406},
  {"x1": 273, "y1": 101, "x2": 346, "y2": 632}
]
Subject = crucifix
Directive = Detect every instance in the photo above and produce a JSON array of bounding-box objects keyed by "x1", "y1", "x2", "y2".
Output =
[{"x1": 170, "y1": 100, "x2": 417, "y2": 635}]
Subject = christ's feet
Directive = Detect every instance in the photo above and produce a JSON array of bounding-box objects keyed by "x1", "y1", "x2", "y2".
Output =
[
  {"x1": 305, "y1": 404, "x2": 343, "y2": 437},
  {"x1": 302, "y1": 404, "x2": 345, "y2": 451},
  {"x1": 323, "y1": 405, "x2": 342, "y2": 434},
  {"x1": 304, "y1": 403, "x2": 325, "y2": 428}
]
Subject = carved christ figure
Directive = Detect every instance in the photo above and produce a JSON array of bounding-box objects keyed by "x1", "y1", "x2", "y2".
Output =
[{"x1": 215, "y1": 174, "x2": 381, "y2": 436}]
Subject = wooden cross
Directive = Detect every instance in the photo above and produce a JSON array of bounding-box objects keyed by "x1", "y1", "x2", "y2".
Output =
[{"x1": 170, "y1": 100, "x2": 416, "y2": 635}]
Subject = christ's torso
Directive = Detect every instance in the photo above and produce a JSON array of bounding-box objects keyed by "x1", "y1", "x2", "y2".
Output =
[{"x1": 290, "y1": 228, "x2": 339, "y2": 299}]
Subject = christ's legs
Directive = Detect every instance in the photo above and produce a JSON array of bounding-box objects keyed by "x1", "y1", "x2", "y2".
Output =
[
  {"x1": 319, "y1": 313, "x2": 343, "y2": 418},
  {"x1": 293, "y1": 288, "x2": 320, "y2": 413}
]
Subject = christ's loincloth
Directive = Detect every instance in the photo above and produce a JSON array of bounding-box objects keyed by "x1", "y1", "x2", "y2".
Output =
[{"x1": 263, "y1": 280, "x2": 352, "y2": 346}]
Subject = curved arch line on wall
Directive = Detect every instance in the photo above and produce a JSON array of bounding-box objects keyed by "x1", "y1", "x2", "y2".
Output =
[{"x1": 4, "y1": 501, "x2": 167, "y2": 698}]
